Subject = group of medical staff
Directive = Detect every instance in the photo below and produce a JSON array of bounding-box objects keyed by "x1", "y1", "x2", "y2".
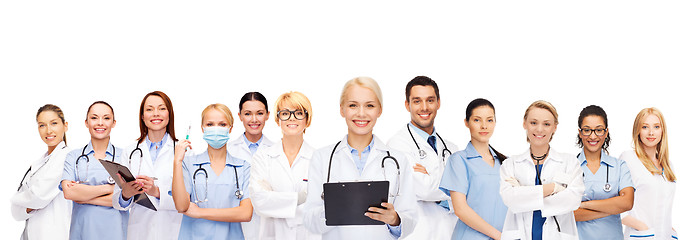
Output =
[{"x1": 11, "y1": 76, "x2": 678, "y2": 240}]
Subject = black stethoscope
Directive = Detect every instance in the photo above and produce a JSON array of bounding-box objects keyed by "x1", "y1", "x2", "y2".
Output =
[
  {"x1": 17, "y1": 145, "x2": 68, "y2": 191},
  {"x1": 129, "y1": 140, "x2": 175, "y2": 177},
  {"x1": 322, "y1": 141, "x2": 401, "y2": 203},
  {"x1": 192, "y1": 162, "x2": 243, "y2": 203},
  {"x1": 406, "y1": 124, "x2": 451, "y2": 161},
  {"x1": 578, "y1": 153, "x2": 612, "y2": 192},
  {"x1": 76, "y1": 144, "x2": 116, "y2": 184}
]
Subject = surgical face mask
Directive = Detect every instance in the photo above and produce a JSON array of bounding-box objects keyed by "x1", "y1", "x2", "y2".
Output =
[{"x1": 203, "y1": 126, "x2": 230, "y2": 149}]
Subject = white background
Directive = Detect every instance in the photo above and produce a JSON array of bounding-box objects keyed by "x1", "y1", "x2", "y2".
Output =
[{"x1": 1, "y1": 1, "x2": 686, "y2": 236}]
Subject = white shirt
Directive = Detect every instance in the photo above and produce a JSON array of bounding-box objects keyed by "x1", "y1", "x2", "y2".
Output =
[
  {"x1": 303, "y1": 135, "x2": 418, "y2": 240},
  {"x1": 112, "y1": 135, "x2": 183, "y2": 240},
  {"x1": 250, "y1": 140, "x2": 321, "y2": 240},
  {"x1": 499, "y1": 149, "x2": 584, "y2": 240},
  {"x1": 619, "y1": 150, "x2": 677, "y2": 240},
  {"x1": 228, "y1": 134, "x2": 274, "y2": 240},
  {"x1": 11, "y1": 142, "x2": 72, "y2": 240},
  {"x1": 387, "y1": 124, "x2": 459, "y2": 240}
]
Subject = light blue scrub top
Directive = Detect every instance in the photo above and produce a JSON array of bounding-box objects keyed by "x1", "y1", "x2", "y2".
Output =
[
  {"x1": 179, "y1": 150, "x2": 251, "y2": 240},
  {"x1": 576, "y1": 150, "x2": 634, "y2": 240},
  {"x1": 439, "y1": 142, "x2": 507, "y2": 240},
  {"x1": 61, "y1": 141, "x2": 128, "y2": 240}
]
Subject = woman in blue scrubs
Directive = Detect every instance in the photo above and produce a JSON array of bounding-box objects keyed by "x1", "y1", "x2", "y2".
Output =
[
  {"x1": 60, "y1": 101, "x2": 127, "y2": 240},
  {"x1": 573, "y1": 105, "x2": 634, "y2": 239},
  {"x1": 439, "y1": 98, "x2": 508, "y2": 240},
  {"x1": 171, "y1": 103, "x2": 253, "y2": 240}
]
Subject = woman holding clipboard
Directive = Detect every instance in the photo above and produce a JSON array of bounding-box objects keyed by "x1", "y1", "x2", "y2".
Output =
[{"x1": 303, "y1": 77, "x2": 417, "y2": 239}]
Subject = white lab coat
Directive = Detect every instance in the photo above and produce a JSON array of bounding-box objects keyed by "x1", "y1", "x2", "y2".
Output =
[
  {"x1": 387, "y1": 125, "x2": 459, "y2": 240},
  {"x1": 112, "y1": 136, "x2": 183, "y2": 240},
  {"x1": 303, "y1": 135, "x2": 418, "y2": 240},
  {"x1": 249, "y1": 140, "x2": 321, "y2": 240},
  {"x1": 499, "y1": 149, "x2": 584, "y2": 240},
  {"x1": 11, "y1": 142, "x2": 72, "y2": 240},
  {"x1": 619, "y1": 150, "x2": 677, "y2": 240},
  {"x1": 228, "y1": 135, "x2": 274, "y2": 240}
]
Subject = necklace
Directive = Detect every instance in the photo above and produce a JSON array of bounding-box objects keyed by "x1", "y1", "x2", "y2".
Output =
[{"x1": 530, "y1": 145, "x2": 550, "y2": 161}]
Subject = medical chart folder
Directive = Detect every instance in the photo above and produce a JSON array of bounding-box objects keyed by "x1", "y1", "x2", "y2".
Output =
[
  {"x1": 99, "y1": 160, "x2": 157, "y2": 211},
  {"x1": 323, "y1": 180, "x2": 389, "y2": 226}
]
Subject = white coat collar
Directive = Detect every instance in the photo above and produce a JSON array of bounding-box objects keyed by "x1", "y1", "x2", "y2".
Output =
[
  {"x1": 266, "y1": 140, "x2": 314, "y2": 159},
  {"x1": 513, "y1": 147, "x2": 565, "y2": 163},
  {"x1": 333, "y1": 134, "x2": 390, "y2": 155}
]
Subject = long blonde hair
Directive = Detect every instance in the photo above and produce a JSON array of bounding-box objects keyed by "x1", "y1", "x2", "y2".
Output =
[{"x1": 632, "y1": 107, "x2": 675, "y2": 182}]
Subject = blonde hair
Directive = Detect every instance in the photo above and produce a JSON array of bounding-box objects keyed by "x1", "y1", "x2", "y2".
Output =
[
  {"x1": 340, "y1": 76, "x2": 383, "y2": 110},
  {"x1": 632, "y1": 107, "x2": 675, "y2": 182},
  {"x1": 274, "y1": 91, "x2": 313, "y2": 128},
  {"x1": 523, "y1": 100, "x2": 559, "y2": 141},
  {"x1": 201, "y1": 103, "x2": 234, "y2": 128}
]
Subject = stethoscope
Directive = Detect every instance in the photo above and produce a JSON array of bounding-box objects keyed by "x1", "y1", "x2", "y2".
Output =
[
  {"x1": 75, "y1": 144, "x2": 117, "y2": 184},
  {"x1": 192, "y1": 162, "x2": 243, "y2": 203},
  {"x1": 17, "y1": 145, "x2": 68, "y2": 191},
  {"x1": 129, "y1": 140, "x2": 175, "y2": 177},
  {"x1": 406, "y1": 124, "x2": 451, "y2": 161},
  {"x1": 322, "y1": 141, "x2": 401, "y2": 203},
  {"x1": 578, "y1": 153, "x2": 612, "y2": 192}
]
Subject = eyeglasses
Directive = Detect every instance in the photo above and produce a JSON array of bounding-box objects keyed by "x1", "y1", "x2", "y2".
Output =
[
  {"x1": 277, "y1": 109, "x2": 307, "y2": 121},
  {"x1": 580, "y1": 128, "x2": 607, "y2": 136}
]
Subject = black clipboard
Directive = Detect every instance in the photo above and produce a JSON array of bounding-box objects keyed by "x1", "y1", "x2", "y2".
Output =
[
  {"x1": 98, "y1": 160, "x2": 157, "y2": 211},
  {"x1": 323, "y1": 180, "x2": 389, "y2": 226}
]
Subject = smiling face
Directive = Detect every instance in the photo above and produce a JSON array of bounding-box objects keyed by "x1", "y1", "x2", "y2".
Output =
[
  {"x1": 278, "y1": 106, "x2": 307, "y2": 137},
  {"x1": 465, "y1": 105, "x2": 495, "y2": 144},
  {"x1": 340, "y1": 85, "x2": 382, "y2": 137},
  {"x1": 579, "y1": 115, "x2": 608, "y2": 154},
  {"x1": 239, "y1": 100, "x2": 269, "y2": 136},
  {"x1": 523, "y1": 107, "x2": 557, "y2": 147},
  {"x1": 37, "y1": 110, "x2": 68, "y2": 147},
  {"x1": 638, "y1": 114, "x2": 662, "y2": 149},
  {"x1": 405, "y1": 85, "x2": 440, "y2": 134},
  {"x1": 142, "y1": 95, "x2": 169, "y2": 133},
  {"x1": 85, "y1": 103, "x2": 115, "y2": 140}
]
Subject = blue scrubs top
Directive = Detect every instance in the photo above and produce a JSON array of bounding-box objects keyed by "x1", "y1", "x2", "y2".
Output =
[
  {"x1": 439, "y1": 142, "x2": 507, "y2": 240},
  {"x1": 576, "y1": 150, "x2": 634, "y2": 240},
  {"x1": 61, "y1": 141, "x2": 128, "y2": 240},
  {"x1": 178, "y1": 150, "x2": 251, "y2": 240}
]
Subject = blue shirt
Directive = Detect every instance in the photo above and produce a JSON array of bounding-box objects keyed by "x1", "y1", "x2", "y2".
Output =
[
  {"x1": 178, "y1": 150, "x2": 250, "y2": 240},
  {"x1": 146, "y1": 133, "x2": 168, "y2": 165},
  {"x1": 61, "y1": 141, "x2": 128, "y2": 240},
  {"x1": 346, "y1": 138, "x2": 373, "y2": 175},
  {"x1": 408, "y1": 122, "x2": 438, "y2": 151},
  {"x1": 576, "y1": 150, "x2": 634, "y2": 240},
  {"x1": 439, "y1": 142, "x2": 507, "y2": 240},
  {"x1": 242, "y1": 134, "x2": 263, "y2": 155}
]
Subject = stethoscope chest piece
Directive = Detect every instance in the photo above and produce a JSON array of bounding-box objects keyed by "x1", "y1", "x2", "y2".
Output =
[
  {"x1": 418, "y1": 149, "x2": 427, "y2": 159},
  {"x1": 107, "y1": 176, "x2": 116, "y2": 185},
  {"x1": 235, "y1": 189, "x2": 243, "y2": 199},
  {"x1": 603, "y1": 183, "x2": 612, "y2": 192}
]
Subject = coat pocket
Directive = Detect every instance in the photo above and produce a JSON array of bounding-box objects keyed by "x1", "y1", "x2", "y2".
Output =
[{"x1": 629, "y1": 228, "x2": 656, "y2": 239}]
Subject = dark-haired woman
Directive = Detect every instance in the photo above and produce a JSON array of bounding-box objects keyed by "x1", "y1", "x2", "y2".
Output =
[
  {"x1": 439, "y1": 98, "x2": 508, "y2": 240},
  {"x1": 112, "y1": 91, "x2": 183, "y2": 240},
  {"x1": 60, "y1": 101, "x2": 128, "y2": 240},
  {"x1": 12, "y1": 104, "x2": 72, "y2": 240},
  {"x1": 573, "y1": 105, "x2": 634, "y2": 240},
  {"x1": 227, "y1": 92, "x2": 275, "y2": 240}
]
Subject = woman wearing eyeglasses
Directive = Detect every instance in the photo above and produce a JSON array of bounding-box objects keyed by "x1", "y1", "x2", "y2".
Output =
[
  {"x1": 499, "y1": 100, "x2": 584, "y2": 240},
  {"x1": 249, "y1": 91, "x2": 321, "y2": 240},
  {"x1": 171, "y1": 103, "x2": 253, "y2": 240},
  {"x1": 573, "y1": 105, "x2": 634, "y2": 240},
  {"x1": 60, "y1": 101, "x2": 127, "y2": 240},
  {"x1": 112, "y1": 91, "x2": 183, "y2": 240}
]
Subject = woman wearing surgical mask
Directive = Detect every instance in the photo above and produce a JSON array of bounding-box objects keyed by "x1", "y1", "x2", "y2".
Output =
[
  {"x1": 112, "y1": 91, "x2": 183, "y2": 240},
  {"x1": 619, "y1": 107, "x2": 677, "y2": 239},
  {"x1": 172, "y1": 103, "x2": 253, "y2": 240},
  {"x1": 303, "y1": 77, "x2": 417, "y2": 240},
  {"x1": 250, "y1": 91, "x2": 321, "y2": 240},
  {"x1": 228, "y1": 92, "x2": 275, "y2": 240},
  {"x1": 60, "y1": 101, "x2": 128, "y2": 240},
  {"x1": 12, "y1": 104, "x2": 72, "y2": 240},
  {"x1": 573, "y1": 105, "x2": 634, "y2": 240},
  {"x1": 499, "y1": 100, "x2": 584, "y2": 240}
]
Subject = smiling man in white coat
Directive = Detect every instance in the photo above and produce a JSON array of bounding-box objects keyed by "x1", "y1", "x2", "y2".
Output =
[{"x1": 387, "y1": 76, "x2": 459, "y2": 240}]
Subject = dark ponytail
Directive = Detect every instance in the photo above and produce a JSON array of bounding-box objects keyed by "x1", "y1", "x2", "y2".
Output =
[{"x1": 466, "y1": 98, "x2": 507, "y2": 164}]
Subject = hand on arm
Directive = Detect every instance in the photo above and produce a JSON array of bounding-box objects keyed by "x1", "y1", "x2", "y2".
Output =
[
  {"x1": 578, "y1": 187, "x2": 634, "y2": 215},
  {"x1": 413, "y1": 163, "x2": 428, "y2": 175},
  {"x1": 622, "y1": 215, "x2": 649, "y2": 231},
  {"x1": 183, "y1": 199, "x2": 253, "y2": 222},
  {"x1": 61, "y1": 180, "x2": 114, "y2": 202}
]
